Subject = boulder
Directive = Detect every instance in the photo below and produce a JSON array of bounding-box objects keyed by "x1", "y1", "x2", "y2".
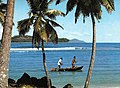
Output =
[
  {"x1": 17, "y1": 73, "x2": 31, "y2": 86},
  {"x1": 63, "y1": 84, "x2": 73, "y2": 88},
  {"x1": 36, "y1": 76, "x2": 52, "y2": 87},
  {"x1": 30, "y1": 77, "x2": 38, "y2": 86},
  {"x1": 8, "y1": 78, "x2": 17, "y2": 87}
]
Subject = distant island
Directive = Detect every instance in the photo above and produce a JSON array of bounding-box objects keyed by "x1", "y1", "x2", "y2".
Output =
[
  {"x1": 11, "y1": 35, "x2": 86, "y2": 43},
  {"x1": 68, "y1": 39, "x2": 86, "y2": 43}
]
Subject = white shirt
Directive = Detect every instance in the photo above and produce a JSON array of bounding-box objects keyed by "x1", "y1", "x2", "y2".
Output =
[{"x1": 57, "y1": 59, "x2": 62, "y2": 65}]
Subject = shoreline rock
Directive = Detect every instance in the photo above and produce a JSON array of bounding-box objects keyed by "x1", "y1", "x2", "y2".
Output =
[{"x1": 8, "y1": 73, "x2": 73, "y2": 88}]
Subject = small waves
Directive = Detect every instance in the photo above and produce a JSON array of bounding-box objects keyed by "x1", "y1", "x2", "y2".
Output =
[
  {"x1": 10, "y1": 47, "x2": 83, "y2": 52},
  {"x1": 10, "y1": 47, "x2": 120, "y2": 52}
]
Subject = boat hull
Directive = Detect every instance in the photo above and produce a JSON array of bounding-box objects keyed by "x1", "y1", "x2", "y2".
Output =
[{"x1": 51, "y1": 66, "x2": 83, "y2": 72}]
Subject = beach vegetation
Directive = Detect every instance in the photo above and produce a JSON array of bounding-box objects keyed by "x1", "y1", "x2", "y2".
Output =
[
  {"x1": 11, "y1": 35, "x2": 69, "y2": 42},
  {"x1": 17, "y1": 0, "x2": 65, "y2": 87},
  {"x1": 55, "y1": 0, "x2": 114, "y2": 88}
]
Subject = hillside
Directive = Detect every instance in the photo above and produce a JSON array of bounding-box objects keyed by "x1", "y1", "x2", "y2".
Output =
[
  {"x1": 69, "y1": 39, "x2": 86, "y2": 43},
  {"x1": 11, "y1": 35, "x2": 69, "y2": 42},
  {"x1": 11, "y1": 35, "x2": 32, "y2": 42}
]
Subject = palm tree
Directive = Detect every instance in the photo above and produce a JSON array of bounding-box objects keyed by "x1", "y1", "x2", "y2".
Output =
[
  {"x1": 55, "y1": 0, "x2": 114, "y2": 88},
  {"x1": 17, "y1": 0, "x2": 65, "y2": 87},
  {"x1": 0, "y1": 0, "x2": 15, "y2": 87}
]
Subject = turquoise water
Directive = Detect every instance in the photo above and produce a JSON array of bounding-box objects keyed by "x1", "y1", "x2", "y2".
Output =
[{"x1": 9, "y1": 42, "x2": 120, "y2": 88}]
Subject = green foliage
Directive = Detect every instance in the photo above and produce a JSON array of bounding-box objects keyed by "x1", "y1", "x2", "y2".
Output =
[
  {"x1": 0, "y1": 1, "x2": 7, "y2": 25},
  {"x1": 56, "y1": 0, "x2": 114, "y2": 23},
  {"x1": 58, "y1": 38, "x2": 69, "y2": 42},
  {"x1": 17, "y1": 17, "x2": 34, "y2": 36},
  {"x1": 17, "y1": 0, "x2": 65, "y2": 48},
  {"x1": 0, "y1": 11, "x2": 4, "y2": 24}
]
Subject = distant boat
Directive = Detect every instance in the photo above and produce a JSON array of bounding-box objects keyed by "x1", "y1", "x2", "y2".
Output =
[{"x1": 51, "y1": 66, "x2": 83, "y2": 72}]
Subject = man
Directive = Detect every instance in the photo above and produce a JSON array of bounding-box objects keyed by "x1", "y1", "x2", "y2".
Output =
[
  {"x1": 57, "y1": 58, "x2": 63, "y2": 68},
  {"x1": 72, "y1": 56, "x2": 76, "y2": 68}
]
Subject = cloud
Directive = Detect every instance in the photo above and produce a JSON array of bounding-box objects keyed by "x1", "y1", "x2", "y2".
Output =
[{"x1": 106, "y1": 33, "x2": 112, "y2": 37}]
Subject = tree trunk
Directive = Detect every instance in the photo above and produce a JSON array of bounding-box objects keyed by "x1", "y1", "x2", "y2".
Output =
[
  {"x1": 0, "y1": 0, "x2": 15, "y2": 88},
  {"x1": 84, "y1": 12, "x2": 96, "y2": 88},
  {"x1": 41, "y1": 40, "x2": 51, "y2": 88}
]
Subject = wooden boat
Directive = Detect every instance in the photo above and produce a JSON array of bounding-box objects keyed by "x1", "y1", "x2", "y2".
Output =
[{"x1": 51, "y1": 66, "x2": 83, "y2": 72}]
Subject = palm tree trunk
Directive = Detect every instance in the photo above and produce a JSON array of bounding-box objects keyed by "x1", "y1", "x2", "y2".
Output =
[
  {"x1": 0, "y1": 0, "x2": 15, "y2": 87},
  {"x1": 84, "y1": 12, "x2": 96, "y2": 88},
  {"x1": 41, "y1": 40, "x2": 51, "y2": 88}
]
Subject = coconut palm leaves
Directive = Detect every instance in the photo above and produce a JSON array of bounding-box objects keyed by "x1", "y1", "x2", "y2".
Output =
[
  {"x1": 45, "y1": 9, "x2": 65, "y2": 19},
  {"x1": 0, "y1": 1, "x2": 7, "y2": 25},
  {"x1": 65, "y1": 0, "x2": 114, "y2": 23},
  {"x1": 0, "y1": 11, "x2": 4, "y2": 24},
  {"x1": 17, "y1": 0, "x2": 65, "y2": 48},
  {"x1": 99, "y1": 0, "x2": 114, "y2": 13},
  {"x1": 55, "y1": 0, "x2": 114, "y2": 23},
  {"x1": 17, "y1": 17, "x2": 34, "y2": 36}
]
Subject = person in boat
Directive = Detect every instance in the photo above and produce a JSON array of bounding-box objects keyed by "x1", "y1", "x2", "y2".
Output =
[
  {"x1": 72, "y1": 56, "x2": 77, "y2": 68},
  {"x1": 57, "y1": 57, "x2": 63, "y2": 69}
]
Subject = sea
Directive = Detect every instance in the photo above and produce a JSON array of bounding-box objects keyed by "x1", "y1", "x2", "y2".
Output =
[{"x1": 9, "y1": 42, "x2": 120, "y2": 88}]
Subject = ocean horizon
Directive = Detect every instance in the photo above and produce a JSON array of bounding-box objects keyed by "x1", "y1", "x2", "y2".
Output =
[{"x1": 9, "y1": 42, "x2": 120, "y2": 88}]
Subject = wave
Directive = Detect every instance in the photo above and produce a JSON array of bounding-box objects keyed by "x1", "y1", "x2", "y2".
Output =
[
  {"x1": 10, "y1": 47, "x2": 83, "y2": 51},
  {"x1": 10, "y1": 47, "x2": 120, "y2": 52}
]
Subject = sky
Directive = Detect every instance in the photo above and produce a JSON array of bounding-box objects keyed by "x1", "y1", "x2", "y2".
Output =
[{"x1": 0, "y1": 0, "x2": 120, "y2": 43}]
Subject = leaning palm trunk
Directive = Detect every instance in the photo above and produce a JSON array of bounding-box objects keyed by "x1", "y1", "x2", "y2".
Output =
[
  {"x1": 84, "y1": 12, "x2": 96, "y2": 88},
  {"x1": 41, "y1": 40, "x2": 51, "y2": 88},
  {"x1": 0, "y1": 0, "x2": 15, "y2": 87}
]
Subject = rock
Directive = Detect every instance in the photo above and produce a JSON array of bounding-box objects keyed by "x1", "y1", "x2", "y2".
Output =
[
  {"x1": 36, "y1": 76, "x2": 52, "y2": 87},
  {"x1": 8, "y1": 78, "x2": 16, "y2": 84},
  {"x1": 17, "y1": 73, "x2": 31, "y2": 86},
  {"x1": 9, "y1": 73, "x2": 57, "y2": 88},
  {"x1": 8, "y1": 78, "x2": 17, "y2": 87},
  {"x1": 63, "y1": 84, "x2": 73, "y2": 88},
  {"x1": 30, "y1": 77, "x2": 38, "y2": 86},
  {"x1": 35, "y1": 78, "x2": 41, "y2": 87},
  {"x1": 40, "y1": 76, "x2": 48, "y2": 87}
]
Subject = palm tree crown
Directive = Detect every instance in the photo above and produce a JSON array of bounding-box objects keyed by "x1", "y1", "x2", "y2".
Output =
[
  {"x1": 55, "y1": 0, "x2": 114, "y2": 23},
  {"x1": 17, "y1": 0, "x2": 65, "y2": 48}
]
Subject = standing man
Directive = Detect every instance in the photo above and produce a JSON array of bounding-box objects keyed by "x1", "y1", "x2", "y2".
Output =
[
  {"x1": 72, "y1": 56, "x2": 77, "y2": 68},
  {"x1": 57, "y1": 57, "x2": 63, "y2": 68}
]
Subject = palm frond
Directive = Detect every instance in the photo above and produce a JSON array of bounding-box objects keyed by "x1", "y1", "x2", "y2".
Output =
[
  {"x1": 17, "y1": 17, "x2": 33, "y2": 36},
  {"x1": 75, "y1": 0, "x2": 81, "y2": 23},
  {"x1": 45, "y1": 23, "x2": 58, "y2": 44},
  {"x1": 33, "y1": 16, "x2": 43, "y2": 32},
  {"x1": 33, "y1": 16, "x2": 49, "y2": 42},
  {"x1": 66, "y1": 0, "x2": 77, "y2": 15},
  {"x1": 45, "y1": 9, "x2": 65, "y2": 17},
  {"x1": 0, "y1": 3, "x2": 7, "y2": 14},
  {"x1": 26, "y1": 0, "x2": 48, "y2": 14},
  {"x1": 92, "y1": 0, "x2": 102, "y2": 20},
  {"x1": 32, "y1": 30, "x2": 41, "y2": 48},
  {"x1": 99, "y1": 0, "x2": 114, "y2": 13},
  {"x1": 47, "y1": 19, "x2": 64, "y2": 29},
  {"x1": 55, "y1": 0, "x2": 65, "y2": 5},
  {"x1": 0, "y1": 11, "x2": 4, "y2": 25},
  {"x1": 39, "y1": 27, "x2": 49, "y2": 42}
]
